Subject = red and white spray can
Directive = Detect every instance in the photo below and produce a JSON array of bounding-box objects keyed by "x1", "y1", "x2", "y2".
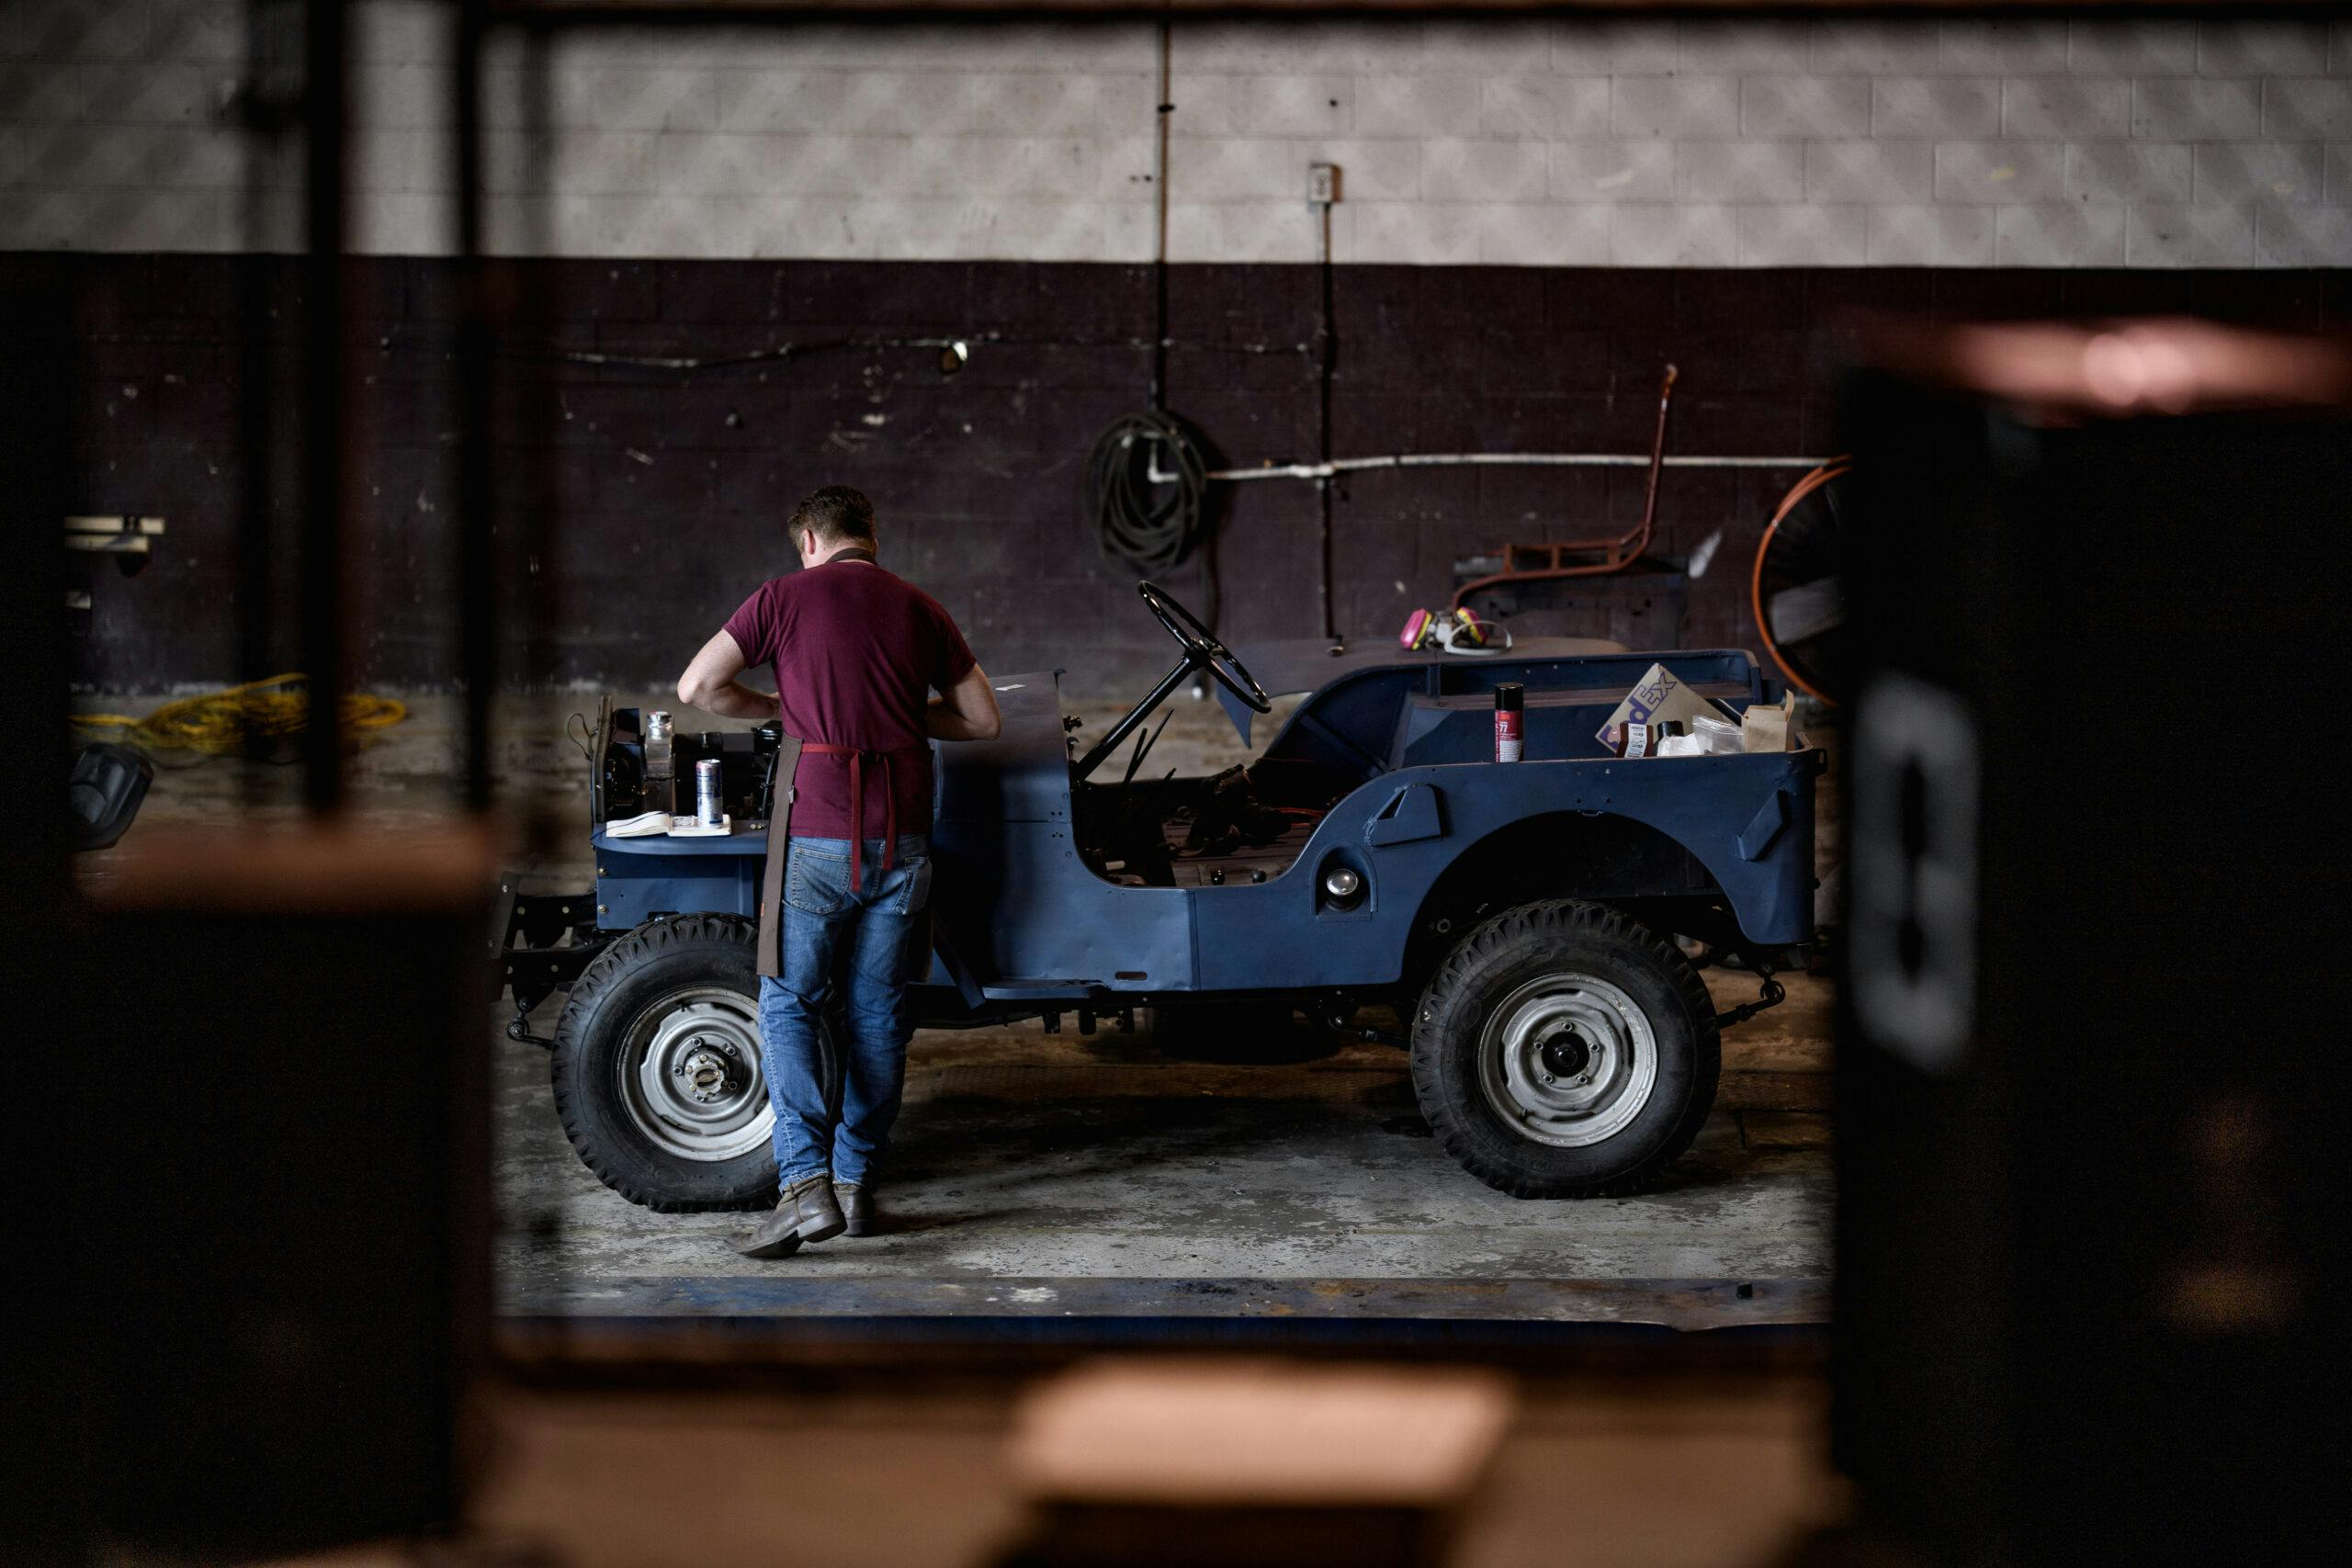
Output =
[{"x1": 1494, "y1": 682, "x2": 1523, "y2": 763}]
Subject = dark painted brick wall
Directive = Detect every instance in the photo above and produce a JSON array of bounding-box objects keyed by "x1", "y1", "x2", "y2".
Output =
[{"x1": 18, "y1": 253, "x2": 2347, "y2": 696}]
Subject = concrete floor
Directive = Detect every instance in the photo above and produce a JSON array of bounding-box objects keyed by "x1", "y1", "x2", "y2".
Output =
[
  {"x1": 494, "y1": 975, "x2": 1830, "y2": 1325},
  {"x1": 78, "y1": 688, "x2": 1833, "y2": 1329}
]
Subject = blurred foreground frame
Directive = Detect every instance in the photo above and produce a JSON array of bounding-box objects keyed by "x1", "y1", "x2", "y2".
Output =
[
  {"x1": 18, "y1": 3, "x2": 2352, "y2": 1567},
  {"x1": 1832, "y1": 315, "x2": 2347, "y2": 1566},
  {"x1": 73, "y1": 823, "x2": 500, "y2": 1560}
]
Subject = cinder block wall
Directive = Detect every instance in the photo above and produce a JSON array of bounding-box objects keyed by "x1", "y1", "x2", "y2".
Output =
[
  {"x1": 7, "y1": 5, "x2": 2350, "y2": 693},
  {"x1": 8, "y1": 6, "x2": 2348, "y2": 264}
]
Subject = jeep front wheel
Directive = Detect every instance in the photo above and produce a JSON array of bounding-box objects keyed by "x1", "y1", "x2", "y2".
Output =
[
  {"x1": 1410, "y1": 900, "x2": 1719, "y2": 1198},
  {"x1": 550, "y1": 915, "x2": 830, "y2": 1213}
]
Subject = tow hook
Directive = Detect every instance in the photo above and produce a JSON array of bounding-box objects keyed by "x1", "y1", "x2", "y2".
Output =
[
  {"x1": 1713, "y1": 964, "x2": 1788, "y2": 1031},
  {"x1": 1324, "y1": 1007, "x2": 1406, "y2": 1047},
  {"x1": 507, "y1": 1006, "x2": 556, "y2": 1049}
]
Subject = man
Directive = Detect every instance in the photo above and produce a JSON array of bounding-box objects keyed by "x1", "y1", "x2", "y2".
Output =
[{"x1": 676, "y1": 485, "x2": 1001, "y2": 1258}]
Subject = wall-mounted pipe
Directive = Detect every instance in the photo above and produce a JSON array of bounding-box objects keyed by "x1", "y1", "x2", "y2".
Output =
[{"x1": 1186, "y1": 452, "x2": 1833, "y2": 483}]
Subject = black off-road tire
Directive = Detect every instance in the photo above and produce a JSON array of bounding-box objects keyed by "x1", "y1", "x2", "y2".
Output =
[
  {"x1": 551, "y1": 915, "x2": 833, "y2": 1213},
  {"x1": 1410, "y1": 900, "x2": 1719, "y2": 1199}
]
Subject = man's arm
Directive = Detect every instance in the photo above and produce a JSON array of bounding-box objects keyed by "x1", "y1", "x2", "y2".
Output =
[
  {"x1": 927, "y1": 664, "x2": 1002, "y2": 742},
  {"x1": 676, "y1": 629, "x2": 778, "y2": 721}
]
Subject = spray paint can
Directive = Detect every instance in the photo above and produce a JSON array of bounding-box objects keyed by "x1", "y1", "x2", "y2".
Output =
[
  {"x1": 1494, "y1": 682, "x2": 1523, "y2": 763},
  {"x1": 695, "y1": 758, "x2": 724, "y2": 828}
]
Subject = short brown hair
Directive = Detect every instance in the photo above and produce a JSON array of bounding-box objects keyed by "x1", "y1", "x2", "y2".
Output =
[{"x1": 790, "y1": 485, "x2": 876, "y2": 547}]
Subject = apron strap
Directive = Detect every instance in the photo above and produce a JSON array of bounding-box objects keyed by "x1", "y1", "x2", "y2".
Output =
[{"x1": 803, "y1": 743, "x2": 899, "y2": 893}]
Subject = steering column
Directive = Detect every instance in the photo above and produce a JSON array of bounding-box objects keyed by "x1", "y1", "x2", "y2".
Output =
[{"x1": 1073, "y1": 581, "x2": 1273, "y2": 782}]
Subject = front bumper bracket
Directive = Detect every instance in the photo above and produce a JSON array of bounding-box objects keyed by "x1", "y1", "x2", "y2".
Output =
[{"x1": 492, "y1": 874, "x2": 610, "y2": 1047}]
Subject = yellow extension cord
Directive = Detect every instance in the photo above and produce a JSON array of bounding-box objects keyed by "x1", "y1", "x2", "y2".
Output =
[{"x1": 75, "y1": 673, "x2": 407, "y2": 761}]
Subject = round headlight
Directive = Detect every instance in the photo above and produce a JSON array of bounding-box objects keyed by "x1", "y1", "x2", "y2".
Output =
[{"x1": 1323, "y1": 866, "x2": 1363, "y2": 901}]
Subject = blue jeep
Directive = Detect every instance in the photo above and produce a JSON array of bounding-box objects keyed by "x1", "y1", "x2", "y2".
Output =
[{"x1": 498, "y1": 583, "x2": 1818, "y2": 1211}]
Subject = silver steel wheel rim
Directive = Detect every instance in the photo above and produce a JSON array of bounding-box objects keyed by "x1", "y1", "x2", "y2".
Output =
[
  {"x1": 616, "y1": 985, "x2": 772, "y2": 1163},
  {"x1": 1477, "y1": 972, "x2": 1658, "y2": 1148}
]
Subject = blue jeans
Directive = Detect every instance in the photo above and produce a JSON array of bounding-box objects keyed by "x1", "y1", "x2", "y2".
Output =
[{"x1": 759, "y1": 834, "x2": 932, "y2": 1190}]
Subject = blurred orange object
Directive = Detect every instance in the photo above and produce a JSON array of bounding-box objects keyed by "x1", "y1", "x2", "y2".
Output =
[{"x1": 1004, "y1": 1358, "x2": 1513, "y2": 1567}]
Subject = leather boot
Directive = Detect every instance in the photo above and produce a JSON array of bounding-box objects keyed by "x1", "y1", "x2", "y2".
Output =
[
  {"x1": 733, "y1": 1174, "x2": 844, "y2": 1258},
  {"x1": 835, "y1": 1182, "x2": 879, "y2": 1237}
]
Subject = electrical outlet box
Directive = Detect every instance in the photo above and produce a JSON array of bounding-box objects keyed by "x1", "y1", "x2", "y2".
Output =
[{"x1": 1307, "y1": 163, "x2": 1340, "y2": 205}]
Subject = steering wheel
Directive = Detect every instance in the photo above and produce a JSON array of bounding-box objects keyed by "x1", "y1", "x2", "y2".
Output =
[
  {"x1": 1138, "y1": 581, "x2": 1272, "y2": 714},
  {"x1": 1071, "y1": 581, "x2": 1274, "y2": 783}
]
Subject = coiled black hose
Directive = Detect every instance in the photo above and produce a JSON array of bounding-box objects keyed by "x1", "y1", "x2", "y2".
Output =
[{"x1": 1084, "y1": 411, "x2": 1209, "y2": 577}]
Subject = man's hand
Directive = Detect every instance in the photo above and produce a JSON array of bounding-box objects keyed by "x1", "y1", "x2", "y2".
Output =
[
  {"x1": 676, "y1": 629, "x2": 779, "y2": 721},
  {"x1": 927, "y1": 664, "x2": 1002, "y2": 742}
]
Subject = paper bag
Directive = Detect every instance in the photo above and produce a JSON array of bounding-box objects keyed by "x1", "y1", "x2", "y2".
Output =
[{"x1": 1742, "y1": 693, "x2": 1798, "y2": 753}]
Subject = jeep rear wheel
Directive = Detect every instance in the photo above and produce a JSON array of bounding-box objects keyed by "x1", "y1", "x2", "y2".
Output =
[
  {"x1": 551, "y1": 915, "x2": 836, "y2": 1213},
  {"x1": 1410, "y1": 900, "x2": 1718, "y2": 1198}
]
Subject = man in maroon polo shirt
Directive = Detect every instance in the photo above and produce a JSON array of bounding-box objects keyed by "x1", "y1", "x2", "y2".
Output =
[{"x1": 676, "y1": 485, "x2": 1001, "y2": 1258}]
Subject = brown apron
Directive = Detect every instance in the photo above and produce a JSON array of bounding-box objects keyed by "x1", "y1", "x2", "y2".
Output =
[
  {"x1": 754, "y1": 733, "x2": 802, "y2": 978},
  {"x1": 753, "y1": 733, "x2": 933, "y2": 979}
]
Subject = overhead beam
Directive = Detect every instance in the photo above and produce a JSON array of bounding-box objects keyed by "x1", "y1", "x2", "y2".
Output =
[{"x1": 492, "y1": 0, "x2": 2345, "y2": 21}]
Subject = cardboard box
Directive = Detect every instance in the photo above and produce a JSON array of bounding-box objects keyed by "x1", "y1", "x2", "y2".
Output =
[
  {"x1": 1743, "y1": 693, "x2": 1798, "y2": 753},
  {"x1": 1597, "y1": 662, "x2": 1729, "y2": 751}
]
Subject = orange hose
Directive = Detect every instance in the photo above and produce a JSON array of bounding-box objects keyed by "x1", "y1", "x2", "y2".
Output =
[{"x1": 1749, "y1": 458, "x2": 1850, "y2": 706}]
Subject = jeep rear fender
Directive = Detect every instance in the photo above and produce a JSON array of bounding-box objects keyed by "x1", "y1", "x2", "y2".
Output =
[{"x1": 1187, "y1": 750, "x2": 1816, "y2": 994}]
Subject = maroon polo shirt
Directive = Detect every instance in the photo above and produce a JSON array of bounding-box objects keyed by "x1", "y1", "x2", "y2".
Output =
[{"x1": 722, "y1": 557, "x2": 977, "y2": 841}]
